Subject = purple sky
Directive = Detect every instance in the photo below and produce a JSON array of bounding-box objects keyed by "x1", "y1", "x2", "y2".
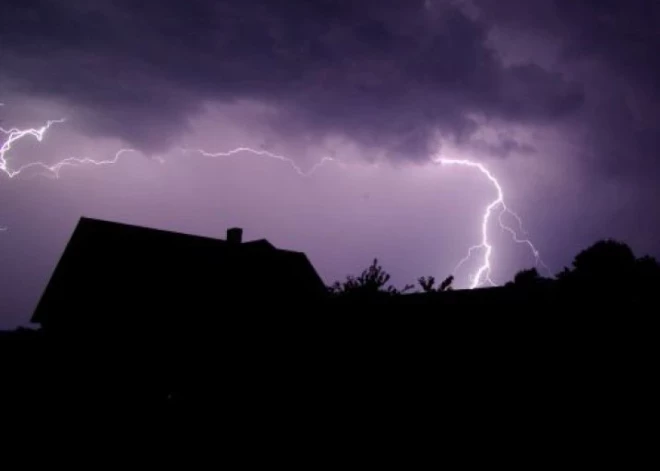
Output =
[{"x1": 2, "y1": 0, "x2": 660, "y2": 327}]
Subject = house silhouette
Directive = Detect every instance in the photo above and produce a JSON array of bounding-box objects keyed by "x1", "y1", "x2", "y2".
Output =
[{"x1": 32, "y1": 217, "x2": 327, "y2": 334}]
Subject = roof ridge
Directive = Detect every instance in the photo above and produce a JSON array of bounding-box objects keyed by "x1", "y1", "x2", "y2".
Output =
[{"x1": 79, "y1": 217, "x2": 230, "y2": 244}]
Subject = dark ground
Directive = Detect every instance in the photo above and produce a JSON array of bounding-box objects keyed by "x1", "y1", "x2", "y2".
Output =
[{"x1": 1, "y1": 311, "x2": 654, "y2": 465}]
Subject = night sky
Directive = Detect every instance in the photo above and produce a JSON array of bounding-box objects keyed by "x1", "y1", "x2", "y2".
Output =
[{"x1": 2, "y1": 0, "x2": 659, "y2": 327}]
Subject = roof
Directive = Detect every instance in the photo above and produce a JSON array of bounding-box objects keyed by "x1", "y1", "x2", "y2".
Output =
[{"x1": 32, "y1": 217, "x2": 327, "y2": 329}]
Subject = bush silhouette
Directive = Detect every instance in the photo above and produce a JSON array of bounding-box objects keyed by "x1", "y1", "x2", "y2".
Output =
[
  {"x1": 550, "y1": 238, "x2": 660, "y2": 303},
  {"x1": 573, "y1": 239, "x2": 635, "y2": 276},
  {"x1": 506, "y1": 267, "x2": 546, "y2": 288},
  {"x1": 418, "y1": 275, "x2": 454, "y2": 293},
  {"x1": 329, "y1": 258, "x2": 413, "y2": 297},
  {"x1": 557, "y1": 239, "x2": 636, "y2": 289}
]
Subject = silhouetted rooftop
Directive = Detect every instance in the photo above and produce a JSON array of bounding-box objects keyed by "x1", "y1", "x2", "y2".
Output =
[{"x1": 32, "y1": 217, "x2": 327, "y2": 330}]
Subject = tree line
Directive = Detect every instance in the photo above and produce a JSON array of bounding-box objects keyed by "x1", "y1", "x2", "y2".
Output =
[{"x1": 328, "y1": 238, "x2": 660, "y2": 299}]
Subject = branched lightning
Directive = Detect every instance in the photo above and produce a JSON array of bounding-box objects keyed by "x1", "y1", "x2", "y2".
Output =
[
  {"x1": 1, "y1": 119, "x2": 65, "y2": 177},
  {"x1": 180, "y1": 147, "x2": 340, "y2": 177},
  {"x1": 1, "y1": 118, "x2": 136, "y2": 179},
  {"x1": 1, "y1": 114, "x2": 547, "y2": 288},
  {"x1": 434, "y1": 157, "x2": 548, "y2": 288}
]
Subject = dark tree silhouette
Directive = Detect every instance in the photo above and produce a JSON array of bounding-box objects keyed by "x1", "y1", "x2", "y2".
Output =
[
  {"x1": 635, "y1": 255, "x2": 660, "y2": 279},
  {"x1": 634, "y1": 255, "x2": 660, "y2": 298},
  {"x1": 439, "y1": 275, "x2": 454, "y2": 292},
  {"x1": 510, "y1": 267, "x2": 543, "y2": 287},
  {"x1": 418, "y1": 276, "x2": 435, "y2": 293},
  {"x1": 329, "y1": 258, "x2": 413, "y2": 296},
  {"x1": 557, "y1": 239, "x2": 637, "y2": 291},
  {"x1": 418, "y1": 275, "x2": 454, "y2": 292},
  {"x1": 572, "y1": 239, "x2": 635, "y2": 277},
  {"x1": 551, "y1": 238, "x2": 660, "y2": 305}
]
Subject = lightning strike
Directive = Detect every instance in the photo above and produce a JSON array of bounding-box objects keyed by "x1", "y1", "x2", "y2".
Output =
[
  {"x1": 1, "y1": 118, "x2": 137, "y2": 179},
  {"x1": 1, "y1": 115, "x2": 546, "y2": 289},
  {"x1": 1, "y1": 119, "x2": 65, "y2": 178},
  {"x1": 181, "y1": 147, "x2": 340, "y2": 177},
  {"x1": 434, "y1": 157, "x2": 547, "y2": 288}
]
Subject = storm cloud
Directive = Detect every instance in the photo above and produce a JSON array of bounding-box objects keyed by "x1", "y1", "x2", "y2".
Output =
[
  {"x1": 0, "y1": 0, "x2": 584, "y2": 160},
  {"x1": 472, "y1": 0, "x2": 660, "y2": 179}
]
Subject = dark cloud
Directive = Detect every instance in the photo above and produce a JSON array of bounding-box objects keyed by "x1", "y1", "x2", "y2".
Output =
[
  {"x1": 553, "y1": 0, "x2": 660, "y2": 179},
  {"x1": 0, "y1": 0, "x2": 583, "y2": 160},
  {"x1": 475, "y1": 134, "x2": 536, "y2": 159},
  {"x1": 473, "y1": 0, "x2": 660, "y2": 179}
]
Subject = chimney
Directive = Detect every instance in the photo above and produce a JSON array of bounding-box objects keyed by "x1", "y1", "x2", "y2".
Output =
[{"x1": 227, "y1": 227, "x2": 243, "y2": 244}]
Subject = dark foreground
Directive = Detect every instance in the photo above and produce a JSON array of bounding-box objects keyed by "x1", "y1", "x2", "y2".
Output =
[{"x1": 1, "y1": 313, "x2": 654, "y2": 465}]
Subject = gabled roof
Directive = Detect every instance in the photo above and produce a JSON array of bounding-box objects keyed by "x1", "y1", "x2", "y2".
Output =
[{"x1": 32, "y1": 217, "x2": 327, "y2": 328}]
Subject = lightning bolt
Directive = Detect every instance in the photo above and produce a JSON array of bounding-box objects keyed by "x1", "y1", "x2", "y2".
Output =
[
  {"x1": 434, "y1": 157, "x2": 548, "y2": 288},
  {"x1": 180, "y1": 147, "x2": 341, "y2": 177},
  {"x1": 1, "y1": 118, "x2": 137, "y2": 179},
  {"x1": 1, "y1": 118, "x2": 66, "y2": 178},
  {"x1": 1, "y1": 114, "x2": 547, "y2": 288}
]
